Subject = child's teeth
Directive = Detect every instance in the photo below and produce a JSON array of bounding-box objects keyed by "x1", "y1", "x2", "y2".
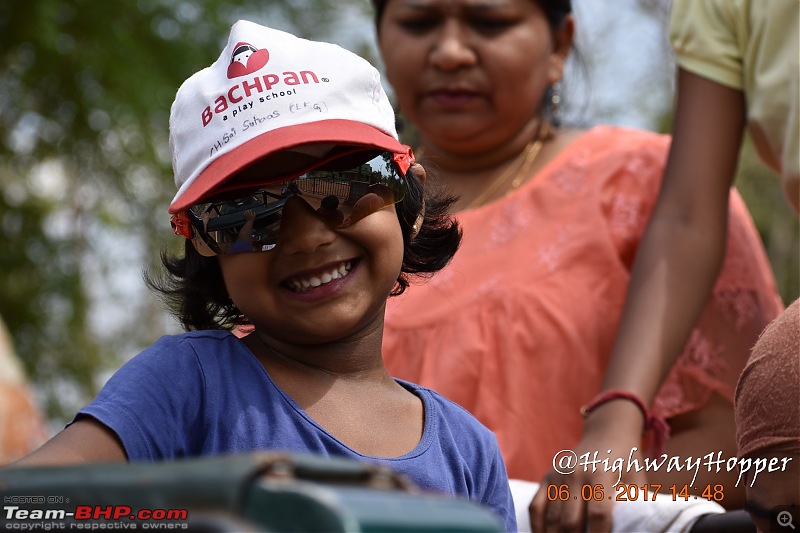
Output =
[{"x1": 290, "y1": 261, "x2": 354, "y2": 292}]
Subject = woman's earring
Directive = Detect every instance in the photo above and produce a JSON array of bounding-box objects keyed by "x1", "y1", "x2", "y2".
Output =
[{"x1": 549, "y1": 82, "x2": 562, "y2": 128}]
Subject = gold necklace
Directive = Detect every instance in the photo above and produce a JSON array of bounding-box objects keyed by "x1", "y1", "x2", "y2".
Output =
[{"x1": 465, "y1": 120, "x2": 550, "y2": 209}]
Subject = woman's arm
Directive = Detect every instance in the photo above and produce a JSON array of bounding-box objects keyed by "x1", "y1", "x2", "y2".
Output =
[
  {"x1": 531, "y1": 68, "x2": 747, "y2": 532},
  {"x1": 599, "y1": 67, "x2": 746, "y2": 404}
]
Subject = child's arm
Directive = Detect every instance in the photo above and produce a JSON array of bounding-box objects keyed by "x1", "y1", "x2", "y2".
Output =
[{"x1": 11, "y1": 417, "x2": 127, "y2": 467}]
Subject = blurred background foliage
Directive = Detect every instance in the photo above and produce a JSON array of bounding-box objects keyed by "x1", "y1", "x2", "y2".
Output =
[
  {"x1": 0, "y1": 0, "x2": 371, "y2": 422},
  {"x1": 1, "y1": 0, "x2": 797, "y2": 426},
  {"x1": 734, "y1": 138, "x2": 799, "y2": 301}
]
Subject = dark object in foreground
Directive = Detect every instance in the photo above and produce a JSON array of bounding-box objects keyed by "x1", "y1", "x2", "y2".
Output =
[
  {"x1": 689, "y1": 509, "x2": 756, "y2": 533},
  {"x1": 0, "y1": 452, "x2": 504, "y2": 532}
]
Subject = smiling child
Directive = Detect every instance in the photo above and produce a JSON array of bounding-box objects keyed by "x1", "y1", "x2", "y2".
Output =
[{"x1": 11, "y1": 20, "x2": 516, "y2": 531}]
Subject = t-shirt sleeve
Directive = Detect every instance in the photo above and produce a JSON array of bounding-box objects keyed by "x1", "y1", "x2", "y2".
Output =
[
  {"x1": 424, "y1": 388, "x2": 518, "y2": 532},
  {"x1": 72, "y1": 335, "x2": 205, "y2": 461},
  {"x1": 668, "y1": 0, "x2": 746, "y2": 90},
  {"x1": 481, "y1": 437, "x2": 518, "y2": 533}
]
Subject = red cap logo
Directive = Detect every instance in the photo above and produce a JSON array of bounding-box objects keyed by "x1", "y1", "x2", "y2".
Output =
[{"x1": 226, "y1": 42, "x2": 270, "y2": 79}]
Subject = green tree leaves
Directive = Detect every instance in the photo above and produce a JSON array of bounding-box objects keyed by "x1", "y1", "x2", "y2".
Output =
[{"x1": 0, "y1": 0, "x2": 370, "y2": 421}]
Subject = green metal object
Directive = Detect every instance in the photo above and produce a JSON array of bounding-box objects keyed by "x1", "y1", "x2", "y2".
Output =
[{"x1": 0, "y1": 452, "x2": 504, "y2": 532}]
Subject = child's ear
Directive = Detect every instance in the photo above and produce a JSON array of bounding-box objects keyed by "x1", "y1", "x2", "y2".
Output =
[
  {"x1": 410, "y1": 162, "x2": 426, "y2": 184},
  {"x1": 192, "y1": 235, "x2": 218, "y2": 257},
  {"x1": 408, "y1": 163, "x2": 425, "y2": 239},
  {"x1": 410, "y1": 207, "x2": 424, "y2": 240}
]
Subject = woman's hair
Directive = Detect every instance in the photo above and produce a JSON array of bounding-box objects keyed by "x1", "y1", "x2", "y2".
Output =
[
  {"x1": 145, "y1": 166, "x2": 462, "y2": 331},
  {"x1": 372, "y1": 0, "x2": 572, "y2": 30}
]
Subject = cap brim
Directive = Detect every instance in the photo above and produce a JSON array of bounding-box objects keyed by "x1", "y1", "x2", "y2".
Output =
[{"x1": 169, "y1": 119, "x2": 406, "y2": 213}]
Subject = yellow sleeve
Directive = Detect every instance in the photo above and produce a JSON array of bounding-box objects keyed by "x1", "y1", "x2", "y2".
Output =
[{"x1": 668, "y1": 0, "x2": 748, "y2": 90}]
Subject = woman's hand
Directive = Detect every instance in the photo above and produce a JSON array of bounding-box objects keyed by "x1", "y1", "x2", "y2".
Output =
[{"x1": 530, "y1": 403, "x2": 648, "y2": 532}]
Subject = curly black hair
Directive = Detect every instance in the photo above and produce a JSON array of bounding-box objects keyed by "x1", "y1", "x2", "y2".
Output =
[{"x1": 145, "y1": 165, "x2": 461, "y2": 332}]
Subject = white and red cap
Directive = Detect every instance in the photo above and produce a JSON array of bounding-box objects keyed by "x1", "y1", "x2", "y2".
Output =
[{"x1": 168, "y1": 20, "x2": 410, "y2": 214}]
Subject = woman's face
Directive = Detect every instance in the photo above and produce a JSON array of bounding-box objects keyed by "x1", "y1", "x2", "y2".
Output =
[{"x1": 378, "y1": 0, "x2": 572, "y2": 154}]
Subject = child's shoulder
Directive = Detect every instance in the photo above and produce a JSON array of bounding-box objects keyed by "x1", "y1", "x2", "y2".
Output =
[
  {"x1": 148, "y1": 329, "x2": 236, "y2": 350},
  {"x1": 134, "y1": 330, "x2": 242, "y2": 368},
  {"x1": 108, "y1": 330, "x2": 255, "y2": 396},
  {"x1": 399, "y1": 380, "x2": 500, "y2": 446}
]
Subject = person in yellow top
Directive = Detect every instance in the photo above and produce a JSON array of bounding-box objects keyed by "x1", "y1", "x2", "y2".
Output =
[
  {"x1": 670, "y1": 0, "x2": 799, "y2": 211},
  {"x1": 602, "y1": 2, "x2": 798, "y2": 529}
]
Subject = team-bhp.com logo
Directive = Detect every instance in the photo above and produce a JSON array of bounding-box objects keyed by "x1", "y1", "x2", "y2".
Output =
[
  {"x1": 3, "y1": 502, "x2": 189, "y2": 529},
  {"x1": 201, "y1": 41, "x2": 321, "y2": 127}
]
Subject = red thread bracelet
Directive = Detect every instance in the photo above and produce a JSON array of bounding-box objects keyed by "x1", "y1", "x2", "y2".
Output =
[{"x1": 580, "y1": 390, "x2": 670, "y2": 457}]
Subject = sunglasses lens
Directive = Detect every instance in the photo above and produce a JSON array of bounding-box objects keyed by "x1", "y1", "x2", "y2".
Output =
[{"x1": 189, "y1": 152, "x2": 407, "y2": 254}]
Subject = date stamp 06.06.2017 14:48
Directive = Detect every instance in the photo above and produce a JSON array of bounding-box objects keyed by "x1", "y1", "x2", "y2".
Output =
[{"x1": 546, "y1": 447, "x2": 795, "y2": 504}]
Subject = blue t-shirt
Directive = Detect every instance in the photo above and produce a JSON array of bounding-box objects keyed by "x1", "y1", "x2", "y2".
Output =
[{"x1": 76, "y1": 330, "x2": 516, "y2": 531}]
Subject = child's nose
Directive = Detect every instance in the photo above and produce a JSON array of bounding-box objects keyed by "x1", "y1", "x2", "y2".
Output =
[{"x1": 277, "y1": 195, "x2": 338, "y2": 255}]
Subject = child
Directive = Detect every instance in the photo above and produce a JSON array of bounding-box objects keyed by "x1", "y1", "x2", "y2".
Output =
[{"x1": 13, "y1": 20, "x2": 516, "y2": 531}]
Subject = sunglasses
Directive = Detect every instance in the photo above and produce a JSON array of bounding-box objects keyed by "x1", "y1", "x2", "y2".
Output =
[{"x1": 171, "y1": 152, "x2": 408, "y2": 255}]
